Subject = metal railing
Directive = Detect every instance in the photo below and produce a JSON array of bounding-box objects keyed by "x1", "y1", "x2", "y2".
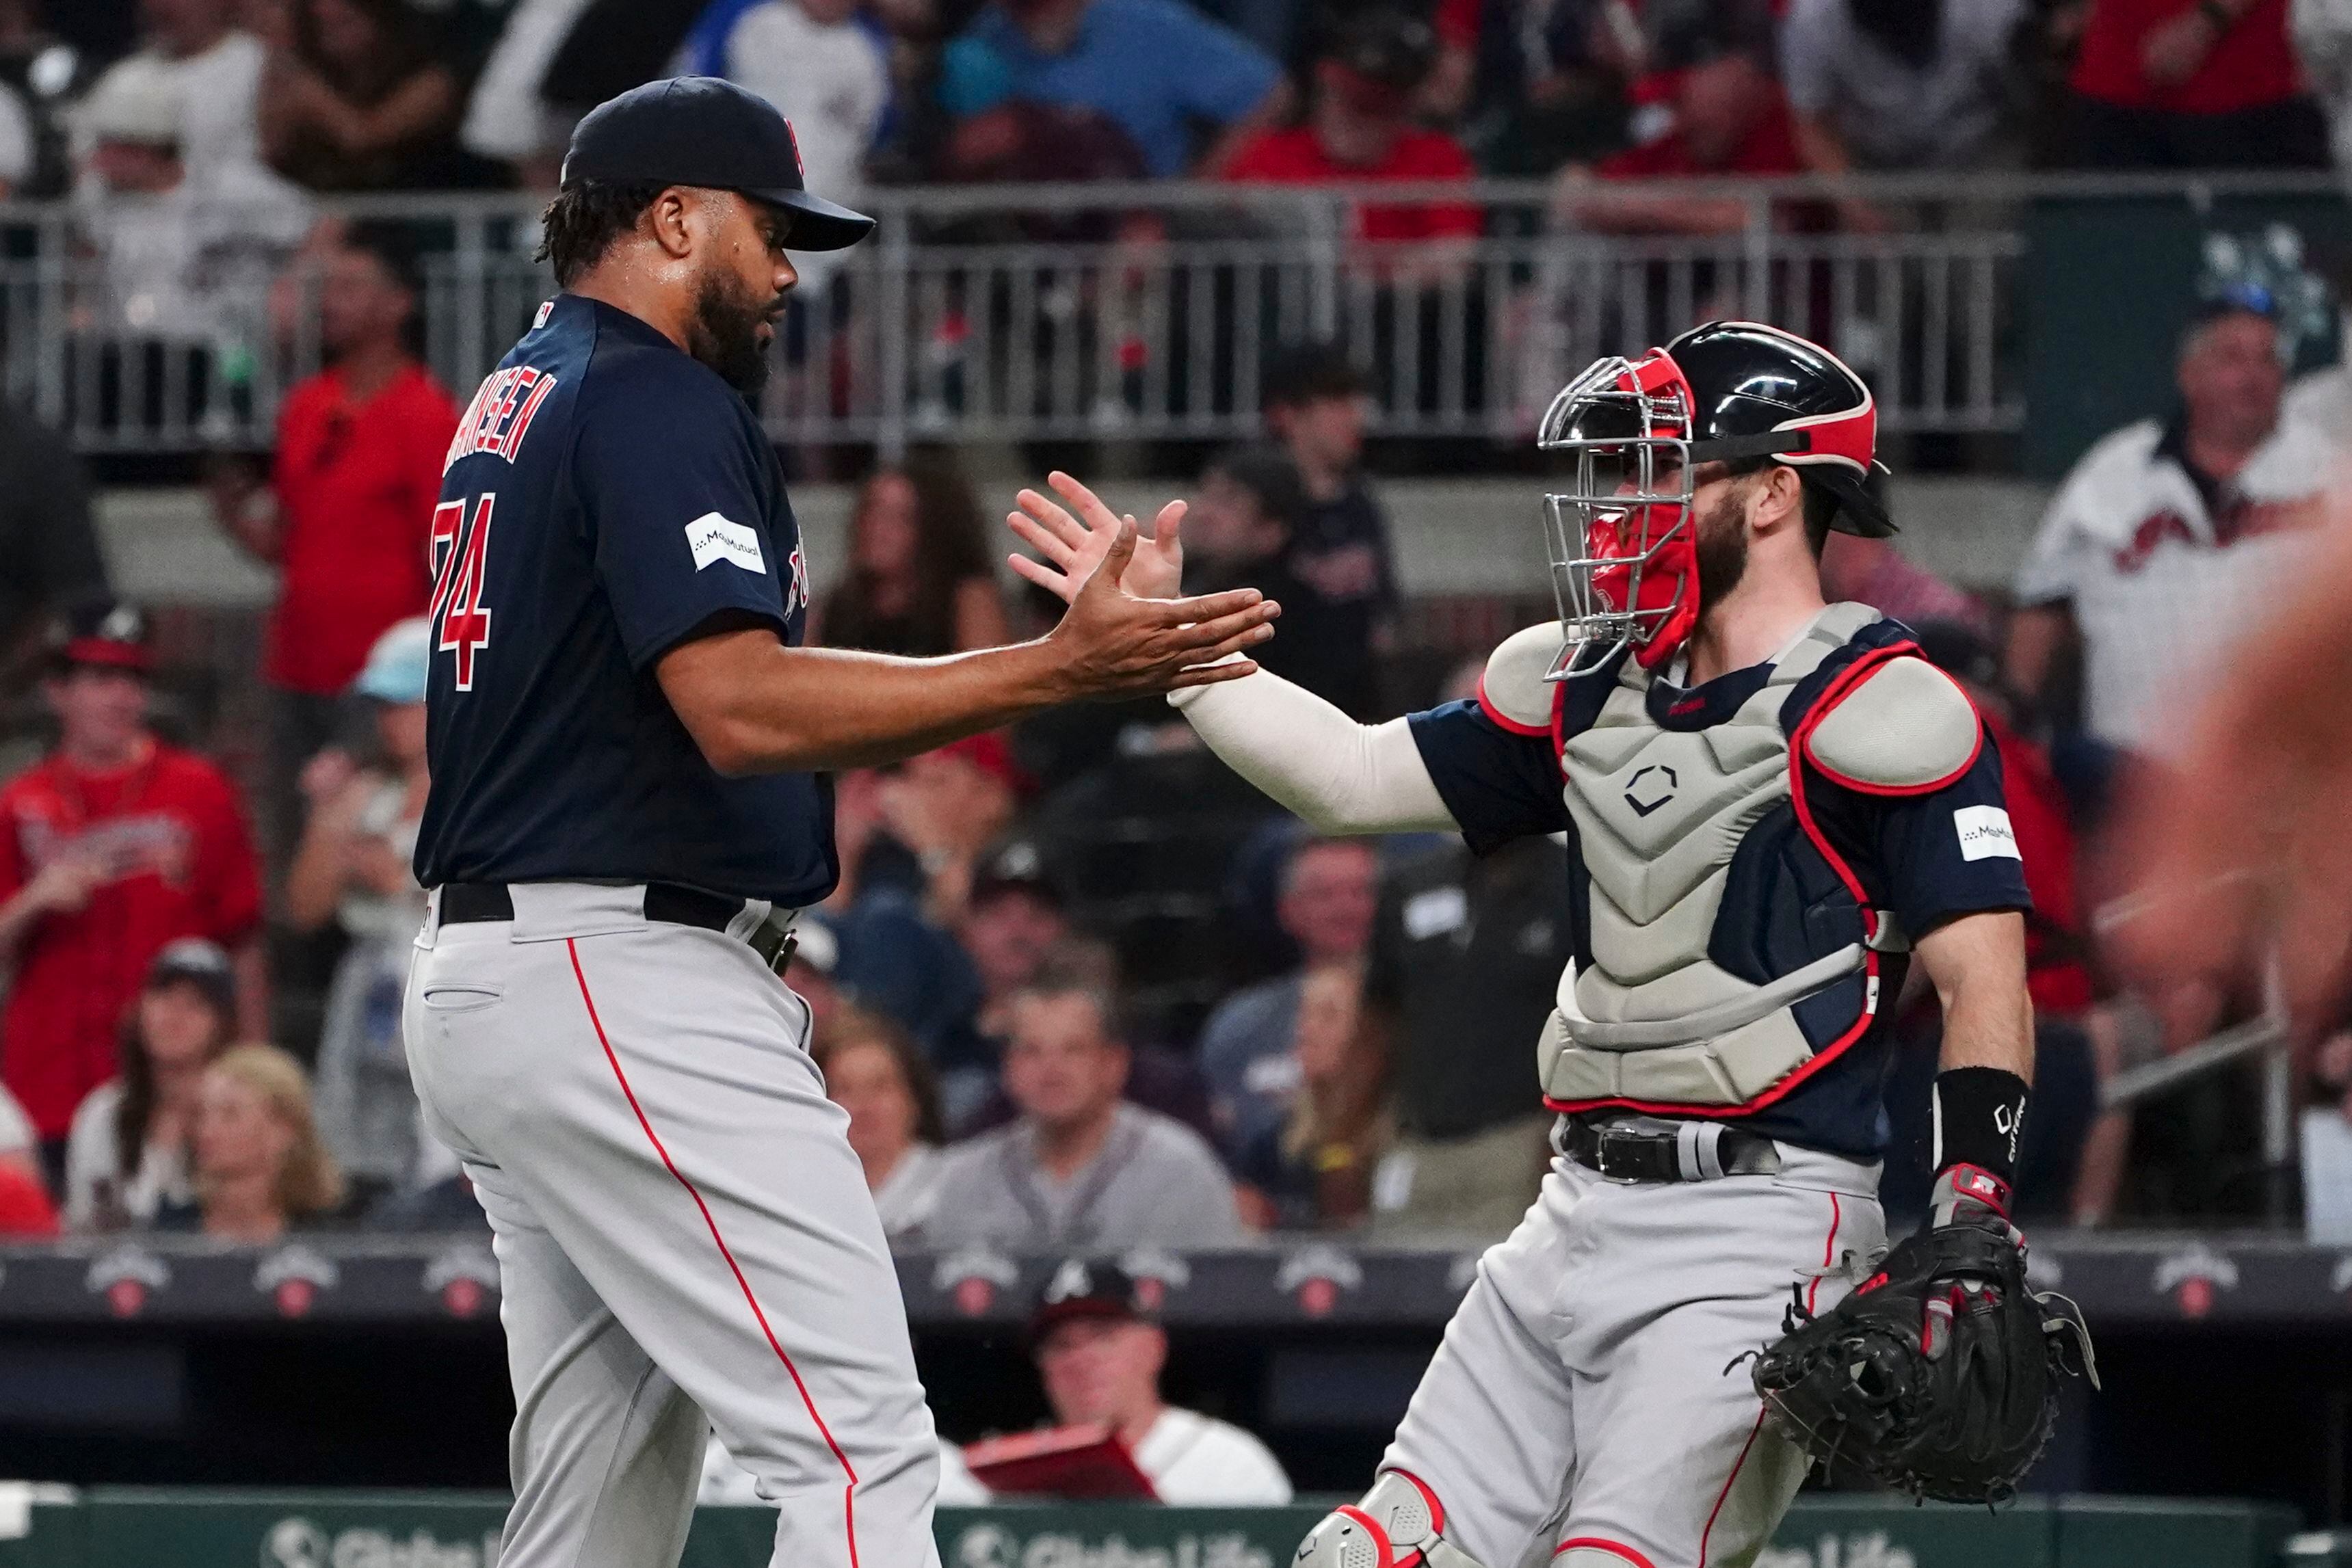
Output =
[{"x1": 13, "y1": 170, "x2": 2342, "y2": 457}]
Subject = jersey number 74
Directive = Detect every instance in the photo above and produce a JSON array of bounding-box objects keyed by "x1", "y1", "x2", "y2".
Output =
[{"x1": 429, "y1": 493, "x2": 494, "y2": 691}]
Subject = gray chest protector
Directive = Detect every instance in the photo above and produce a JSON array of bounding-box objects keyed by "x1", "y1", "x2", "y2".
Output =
[{"x1": 1479, "y1": 602, "x2": 1981, "y2": 1113}]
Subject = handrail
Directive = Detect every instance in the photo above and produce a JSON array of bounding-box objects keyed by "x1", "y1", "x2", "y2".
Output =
[
  {"x1": 2101, "y1": 1013, "x2": 2288, "y2": 1110},
  {"x1": 23, "y1": 169, "x2": 2336, "y2": 457},
  {"x1": 0, "y1": 168, "x2": 2341, "y2": 226}
]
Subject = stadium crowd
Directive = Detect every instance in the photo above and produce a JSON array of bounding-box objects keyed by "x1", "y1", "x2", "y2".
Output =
[
  {"x1": 20, "y1": 0, "x2": 2352, "y2": 215},
  {"x1": 0, "y1": 0, "x2": 2344, "y2": 1248}
]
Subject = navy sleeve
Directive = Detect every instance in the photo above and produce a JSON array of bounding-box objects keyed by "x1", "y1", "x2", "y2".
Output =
[
  {"x1": 1825, "y1": 726, "x2": 2035, "y2": 939},
  {"x1": 1408, "y1": 700, "x2": 1570, "y2": 855},
  {"x1": 573, "y1": 362, "x2": 790, "y2": 670}
]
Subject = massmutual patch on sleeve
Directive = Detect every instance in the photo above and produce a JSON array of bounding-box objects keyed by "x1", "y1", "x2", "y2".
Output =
[
  {"x1": 685, "y1": 513, "x2": 767, "y2": 574},
  {"x1": 1953, "y1": 804, "x2": 2020, "y2": 862}
]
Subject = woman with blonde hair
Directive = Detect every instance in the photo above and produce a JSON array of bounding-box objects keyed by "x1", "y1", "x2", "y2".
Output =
[
  {"x1": 158, "y1": 1045, "x2": 345, "y2": 1241},
  {"x1": 1235, "y1": 963, "x2": 1388, "y2": 1231}
]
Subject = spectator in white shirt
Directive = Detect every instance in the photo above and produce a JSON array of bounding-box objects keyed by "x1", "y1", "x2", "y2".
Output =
[
  {"x1": 2006, "y1": 294, "x2": 2332, "y2": 815},
  {"x1": 71, "y1": 51, "x2": 310, "y2": 351},
  {"x1": 457, "y1": 0, "x2": 597, "y2": 187},
  {"x1": 1025, "y1": 1259, "x2": 1293, "y2": 1504},
  {"x1": 122, "y1": 0, "x2": 265, "y2": 182},
  {"x1": 716, "y1": 0, "x2": 888, "y2": 294},
  {"x1": 61, "y1": 938, "x2": 237, "y2": 1232},
  {"x1": 1781, "y1": 0, "x2": 2027, "y2": 174}
]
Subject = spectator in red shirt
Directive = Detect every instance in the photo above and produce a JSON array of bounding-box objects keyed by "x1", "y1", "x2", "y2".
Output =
[
  {"x1": 2063, "y1": 0, "x2": 2328, "y2": 166},
  {"x1": 1224, "y1": 7, "x2": 1483, "y2": 252},
  {"x1": 1565, "y1": 23, "x2": 1805, "y2": 236},
  {"x1": 1909, "y1": 620, "x2": 2123, "y2": 1224},
  {"x1": 210, "y1": 220, "x2": 460, "y2": 859},
  {"x1": 0, "y1": 602, "x2": 265, "y2": 1171}
]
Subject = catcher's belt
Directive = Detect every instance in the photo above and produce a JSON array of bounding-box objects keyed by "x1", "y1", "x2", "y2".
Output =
[{"x1": 1557, "y1": 1113, "x2": 1780, "y2": 1182}]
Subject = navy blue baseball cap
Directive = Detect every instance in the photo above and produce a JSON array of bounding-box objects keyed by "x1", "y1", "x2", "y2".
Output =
[{"x1": 559, "y1": 77, "x2": 875, "y2": 253}]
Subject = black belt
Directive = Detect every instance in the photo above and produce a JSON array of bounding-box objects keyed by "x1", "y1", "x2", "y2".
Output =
[
  {"x1": 1559, "y1": 1113, "x2": 1781, "y2": 1183},
  {"x1": 437, "y1": 882, "x2": 799, "y2": 973}
]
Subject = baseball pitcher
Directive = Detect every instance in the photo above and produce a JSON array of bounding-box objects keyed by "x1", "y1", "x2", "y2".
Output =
[{"x1": 404, "y1": 77, "x2": 1278, "y2": 1568}]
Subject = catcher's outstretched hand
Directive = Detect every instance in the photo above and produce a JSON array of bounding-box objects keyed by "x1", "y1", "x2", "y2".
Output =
[{"x1": 1009, "y1": 471, "x2": 1187, "y2": 603}]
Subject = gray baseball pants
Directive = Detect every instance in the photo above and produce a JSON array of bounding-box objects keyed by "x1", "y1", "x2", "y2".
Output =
[
  {"x1": 1379, "y1": 1139, "x2": 1885, "y2": 1568},
  {"x1": 404, "y1": 882, "x2": 942, "y2": 1568}
]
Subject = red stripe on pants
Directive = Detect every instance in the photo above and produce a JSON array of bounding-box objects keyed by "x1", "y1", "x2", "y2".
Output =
[{"x1": 568, "y1": 937, "x2": 862, "y2": 1568}]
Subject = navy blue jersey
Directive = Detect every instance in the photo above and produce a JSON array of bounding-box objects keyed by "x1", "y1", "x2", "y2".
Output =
[
  {"x1": 1405, "y1": 624, "x2": 2033, "y2": 1160},
  {"x1": 414, "y1": 295, "x2": 835, "y2": 906}
]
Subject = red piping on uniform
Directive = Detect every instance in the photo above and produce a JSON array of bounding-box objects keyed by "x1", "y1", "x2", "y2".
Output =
[
  {"x1": 567, "y1": 938, "x2": 861, "y2": 1568},
  {"x1": 1807, "y1": 1193, "x2": 1844, "y2": 1316},
  {"x1": 1552, "y1": 1537, "x2": 1658, "y2": 1567},
  {"x1": 1542, "y1": 648, "x2": 1914, "y2": 1122},
  {"x1": 1803, "y1": 654, "x2": 1984, "y2": 797},
  {"x1": 1550, "y1": 672, "x2": 1573, "y2": 778},
  {"x1": 1478, "y1": 674, "x2": 1552, "y2": 738},
  {"x1": 1697, "y1": 1411, "x2": 1767, "y2": 1567}
]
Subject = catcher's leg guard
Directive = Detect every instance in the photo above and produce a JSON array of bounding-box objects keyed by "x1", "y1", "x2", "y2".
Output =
[{"x1": 1294, "y1": 1472, "x2": 1489, "y2": 1568}]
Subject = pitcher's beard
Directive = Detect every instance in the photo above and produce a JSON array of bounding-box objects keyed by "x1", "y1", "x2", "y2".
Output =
[{"x1": 687, "y1": 271, "x2": 780, "y2": 396}]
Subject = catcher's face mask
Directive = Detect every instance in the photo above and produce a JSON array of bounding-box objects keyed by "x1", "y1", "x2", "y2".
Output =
[
  {"x1": 1537, "y1": 334, "x2": 1879, "y2": 681},
  {"x1": 1537, "y1": 348, "x2": 1703, "y2": 680}
]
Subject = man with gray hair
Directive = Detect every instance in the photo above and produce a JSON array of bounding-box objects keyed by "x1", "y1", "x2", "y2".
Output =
[
  {"x1": 925, "y1": 976, "x2": 1245, "y2": 1251},
  {"x1": 2006, "y1": 293, "x2": 2334, "y2": 816}
]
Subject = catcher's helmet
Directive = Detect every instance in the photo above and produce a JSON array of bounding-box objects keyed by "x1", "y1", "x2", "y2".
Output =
[{"x1": 1536, "y1": 320, "x2": 1892, "y2": 680}]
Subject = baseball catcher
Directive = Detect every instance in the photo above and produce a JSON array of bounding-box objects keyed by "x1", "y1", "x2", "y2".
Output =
[{"x1": 1009, "y1": 320, "x2": 2094, "y2": 1567}]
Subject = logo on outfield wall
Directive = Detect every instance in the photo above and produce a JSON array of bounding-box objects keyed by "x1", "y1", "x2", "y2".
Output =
[
  {"x1": 935, "y1": 1248, "x2": 1018, "y2": 1317},
  {"x1": 425, "y1": 1244, "x2": 499, "y2": 1319},
  {"x1": 261, "y1": 1517, "x2": 502, "y2": 1568},
  {"x1": 85, "y1": 1246, "x2": 168, "y2": 1318},
  {"x1": 1755, "y1": 1532, "x2": 1918, "y2": 1568},
  {"x1": 256, "y1": 1246, "x2": 341, "y2": 1319},
  {"x1": 2154, "y1": 1242, "x2": 2240, "y2": 1320},
  {"x1": 951, "y1": 1524, "x2": 1273, "y2": 1568},
  {"x1": 1119, "y1": 1248, "x2": 1189, "y2": 1311},
  {"x1": 1276, "y1": 1245, "x2": 1363, "y2": 1319}
]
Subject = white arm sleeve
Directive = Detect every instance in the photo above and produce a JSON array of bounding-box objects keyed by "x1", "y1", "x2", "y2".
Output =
[{"x1": 1170, "y1": 669, "x2": 1459, "y2": 834}]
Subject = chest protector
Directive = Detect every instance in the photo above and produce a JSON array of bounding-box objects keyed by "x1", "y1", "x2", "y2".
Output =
[{"x1": 1477, "y1": 602, "x2": 1982, "y2": 1115}]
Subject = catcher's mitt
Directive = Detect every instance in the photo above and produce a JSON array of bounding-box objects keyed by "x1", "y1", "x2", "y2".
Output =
[{"x1": 1747, "y1": 1207, "x2": 2098, "y2": 1504}]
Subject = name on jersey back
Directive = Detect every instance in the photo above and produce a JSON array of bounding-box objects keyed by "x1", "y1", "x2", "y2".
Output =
[{"x1": 445, "y1": 366, "x2": 559, "y2": 473}]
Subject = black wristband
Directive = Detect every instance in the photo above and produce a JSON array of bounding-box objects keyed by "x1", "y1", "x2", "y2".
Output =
[{"x1": 1933, "y1": 1066, "x2": 2030, "y2": 1185}]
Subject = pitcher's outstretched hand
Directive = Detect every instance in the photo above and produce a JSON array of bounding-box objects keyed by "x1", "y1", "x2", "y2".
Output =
[{"x1": 1042, "y1": 514, "x2": 1276, "y2": 699}]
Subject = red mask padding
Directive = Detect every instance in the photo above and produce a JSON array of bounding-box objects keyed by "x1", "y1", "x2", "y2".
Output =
[
  {"x1": 1584, "y1": 349, "x2": 1700, "y2": 670},
  {"x1": 1587, "y1": 506, "x2": 1697, "y2": 669}
]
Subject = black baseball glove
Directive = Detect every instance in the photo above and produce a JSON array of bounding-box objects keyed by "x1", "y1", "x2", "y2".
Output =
[{"x1": 1745, "y1": 1173, "x2": 2098, "y2": 1504}]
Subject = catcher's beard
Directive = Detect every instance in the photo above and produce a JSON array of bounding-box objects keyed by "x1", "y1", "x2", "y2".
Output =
[
  {"x1": 1691, "y1": 479, "x2": 1752, "y2": 610},
  {"x1": 687, "y1": 269, "x2": 783, "y2": 397}
]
